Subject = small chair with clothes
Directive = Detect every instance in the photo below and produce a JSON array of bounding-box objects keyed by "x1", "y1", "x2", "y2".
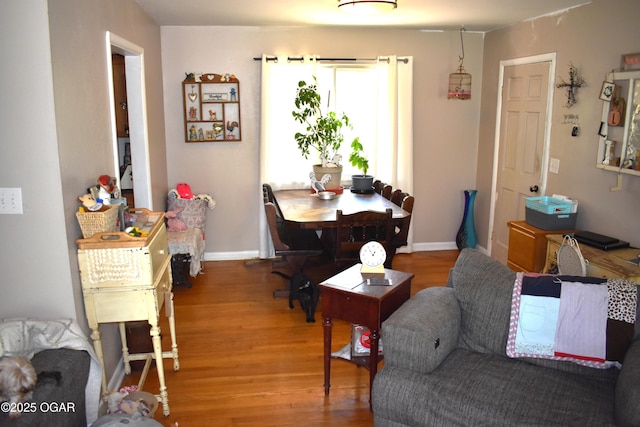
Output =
[{"x1": 166, "y1": 196, "x2": 209, "y2": 287}]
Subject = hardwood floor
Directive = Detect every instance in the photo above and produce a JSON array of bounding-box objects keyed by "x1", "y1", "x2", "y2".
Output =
[{"x1": 120, "y1": 250, "x2": 460, "y2": 426}]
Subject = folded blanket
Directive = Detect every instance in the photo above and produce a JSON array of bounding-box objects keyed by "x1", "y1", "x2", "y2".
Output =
[{"x1": 507, "y1": 273, "x2": 638, "y2": 369}]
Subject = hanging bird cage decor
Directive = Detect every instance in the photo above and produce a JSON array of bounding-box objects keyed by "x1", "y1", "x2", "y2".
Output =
[{"x1": 448, "y1": 27, "x2": 472, "y2": 100}]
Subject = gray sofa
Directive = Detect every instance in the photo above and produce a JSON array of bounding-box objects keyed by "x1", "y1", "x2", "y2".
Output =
[{"x1": 372, "y1": 248, "x2": 640, "y2": 426}]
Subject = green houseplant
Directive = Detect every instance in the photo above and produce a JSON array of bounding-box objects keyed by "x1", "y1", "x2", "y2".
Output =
[
  {"x1": 293, "y1": 78, "x2": 356, "y2": 190},
  {"x1": 349, "y1": 138, "x2": 374, "y2": 191}
]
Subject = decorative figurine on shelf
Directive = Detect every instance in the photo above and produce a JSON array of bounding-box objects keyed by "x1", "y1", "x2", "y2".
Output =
[
  {"x1": 208, "y1": 110, "x2": 217, "y2": 120},
  {"x1": 213, "y1": 123, "x2": 224, "y2": 140},
  {"x1": 230, "y1": 88, "x2": 237, "y2": 102},
  {"x1": 309, "y1": 172, "x2": 332, "y2": 194},
  {"x1": 188, "y1": 85, "x2": 198, "y2": 103},
  {"x1": 197, "y1": 128, "x2": 205, "y2": 141},
  {"x1": 189, "y1": 107, "x2": 197, "y2": 121},
  {"x1": 603, "y1": 140, "x2": 616, "y2": 165},
  {"x1": 226, "y1": 121, "x2": 239, "y2": 139},
  {"x1": 189, "y1": 125, "x2": 197, "y2": 141},
  {"x1": 556, "y1": 63, "x2": 586, "y2": 108}
]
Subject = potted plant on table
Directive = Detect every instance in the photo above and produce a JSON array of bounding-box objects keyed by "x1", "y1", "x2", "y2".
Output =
[
  {"x1": 293, "y1": 78, "x2": 357, "y2": 191},
  {"x1": 349, "y1": 138, "x2": 374, "y2": 192}
]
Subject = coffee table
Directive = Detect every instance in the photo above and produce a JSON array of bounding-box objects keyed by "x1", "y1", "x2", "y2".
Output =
[{"x1": 319, "y1": 264, "x2": 414, "y2": 407}]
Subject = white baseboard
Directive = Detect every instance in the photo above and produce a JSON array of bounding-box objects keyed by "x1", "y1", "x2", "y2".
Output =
[{"x1": 201, "y1": 242, "x2": 487, "y2": 261}]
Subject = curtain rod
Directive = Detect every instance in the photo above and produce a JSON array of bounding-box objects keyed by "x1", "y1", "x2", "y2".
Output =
[{"x1": 253, "y1": 56, "x2": 408, "y2": 64}]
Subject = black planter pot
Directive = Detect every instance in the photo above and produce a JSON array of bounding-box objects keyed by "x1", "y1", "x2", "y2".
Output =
[{"x1": 351, "y1": 175, "x2": 374, "y2": 192}]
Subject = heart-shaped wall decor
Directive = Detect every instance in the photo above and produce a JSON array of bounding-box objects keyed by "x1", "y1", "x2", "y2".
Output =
[{"x1": 188, "y1": 93, "x2": 197, "y2": 102}]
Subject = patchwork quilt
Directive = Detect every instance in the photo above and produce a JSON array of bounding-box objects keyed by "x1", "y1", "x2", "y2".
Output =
[{"x1": 507, "y1": 273, "x2": 638, "y2": 368}]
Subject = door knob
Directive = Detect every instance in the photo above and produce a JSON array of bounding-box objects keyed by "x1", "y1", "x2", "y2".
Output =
[{"x1": 529, "y1": 185, "x2": 539, "y2": 193}]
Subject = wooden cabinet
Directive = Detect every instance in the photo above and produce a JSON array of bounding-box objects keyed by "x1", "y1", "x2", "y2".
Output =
[
  {"x1": 183, "y1": 73, "x2": 241, "y2": 142},
  {"x1": 111, "y1": 54, "x2": 129, "y2": 137},
  {"x1": 507, "y1": 221, "x2": 575, "y2": 273},
  {"x1": 76, "y1": 210, "x2": 178, "y2": 416},
  {"x1": 544, "y1": 234, "x2": 640, "y2": 281}
]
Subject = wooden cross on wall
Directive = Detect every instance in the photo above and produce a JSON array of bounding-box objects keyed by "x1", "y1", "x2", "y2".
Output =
[{"x1": 556, "y1": 63, "x2": 586, "y2": 108}]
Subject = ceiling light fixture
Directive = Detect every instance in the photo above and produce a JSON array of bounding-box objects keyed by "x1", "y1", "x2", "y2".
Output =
[
  {"x1": 337, "y1": 0, "x2": 397, "y2": 15},
  {"x1": 448, "y1": 26, "x2": 472, "y2": 100}
]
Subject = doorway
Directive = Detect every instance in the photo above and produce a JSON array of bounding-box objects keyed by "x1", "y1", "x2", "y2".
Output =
[
  {"x1": 489, "y1": 53, "x2": 556, "y2": 262},
  {"x1": 106, "y1": 32, "x2": 152, "y2": 210}
]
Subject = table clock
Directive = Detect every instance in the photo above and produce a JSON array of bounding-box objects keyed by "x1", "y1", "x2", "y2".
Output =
[{"x1": 360, "y1": 241, "x2": 386, "y2": 274}]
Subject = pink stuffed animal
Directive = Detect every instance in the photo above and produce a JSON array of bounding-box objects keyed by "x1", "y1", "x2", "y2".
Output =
[{"x1": 166, "y1": 207, "x2": 187, "y2": 232}]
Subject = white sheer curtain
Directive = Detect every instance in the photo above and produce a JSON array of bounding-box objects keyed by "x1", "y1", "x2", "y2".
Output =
[
  {"x1": 259, "y1": 54, "x2": 317, "y2": 258},
  {"x1": 376, "y1": 55, "x2": 414, "y2": 252},
  {"x1": 258, "y1": 54, "x2": 413, "y2": 258}
]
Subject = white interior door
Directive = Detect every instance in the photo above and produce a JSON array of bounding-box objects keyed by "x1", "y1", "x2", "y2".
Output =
[{"x1": 490, "y1": 57, "x2": 554, "y2": 263}]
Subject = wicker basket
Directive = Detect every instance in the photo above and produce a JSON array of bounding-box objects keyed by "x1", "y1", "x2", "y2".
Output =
[{"x1": 76, "y1": 205, "x2": 119, "y2": 238}]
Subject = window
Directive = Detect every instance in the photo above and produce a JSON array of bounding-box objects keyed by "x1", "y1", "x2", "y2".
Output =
[
  {"x1": 316, "y1": 65, "x2": 379, "y2": 179},
  {"x1": 259, "y1": 55, "x2": 414, "y2": 257}
]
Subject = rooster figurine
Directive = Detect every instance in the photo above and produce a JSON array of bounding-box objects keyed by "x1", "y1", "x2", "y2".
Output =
[
  {"x1": 309, "y1": 172, "x2": 332, "y2": 194},
  {"x1": 226, "y1": 121, "x2": 239, "y2": 139}
]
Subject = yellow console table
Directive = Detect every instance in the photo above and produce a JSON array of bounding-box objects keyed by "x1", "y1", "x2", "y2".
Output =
[
  {"x1": 77, "y1": 209, "x2": 179, "y2": 416},
  {"x1": 544, "y1": 234, "x2": 640, "y2": 281}
]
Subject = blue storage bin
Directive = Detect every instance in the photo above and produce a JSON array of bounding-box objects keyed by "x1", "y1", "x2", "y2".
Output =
[{"x1": 525, "y1": 196, "x2": 573, "y2": 214}]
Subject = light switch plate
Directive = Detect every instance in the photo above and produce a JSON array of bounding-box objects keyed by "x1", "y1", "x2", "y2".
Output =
[
  {"x1": 0, "y1": 188, "x2": 23, "y2": 214},
  {"x1": 549, "y1": 158, "x2": 560, "y2": 174}
]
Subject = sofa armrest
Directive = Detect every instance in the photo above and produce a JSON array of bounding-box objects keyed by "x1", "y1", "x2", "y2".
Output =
[
  {"x1": 381, "y1": 286, "x2": 460, "y2": 375},
  {"x1": 616, "y1": 337, "x2": 640, "y2": 426}
]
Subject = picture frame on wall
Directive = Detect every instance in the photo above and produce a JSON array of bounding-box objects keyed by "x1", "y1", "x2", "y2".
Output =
[{"x1": 600, "y1": 81, "x2": 616, "y2": 102}]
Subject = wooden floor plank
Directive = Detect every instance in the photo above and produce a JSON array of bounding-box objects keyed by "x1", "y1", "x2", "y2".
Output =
[{"x1": 120, "y1": 250, "x2": 459, "y2": 425}]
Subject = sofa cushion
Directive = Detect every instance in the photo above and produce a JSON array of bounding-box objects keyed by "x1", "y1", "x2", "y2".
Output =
[
  {"x1": 373, "y1": 348, "x2": 618, "y2": 427},
  {"x1": 449, "y1": 248, "x2": 515, "y2": 355}
]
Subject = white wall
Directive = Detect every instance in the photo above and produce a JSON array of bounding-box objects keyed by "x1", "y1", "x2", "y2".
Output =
[
  {"x1": 0, "y1": 1, "x2": 76, "y2": 319},
  {"x1": 160, "y1": 27, "x2": 485, "y2": 256}
]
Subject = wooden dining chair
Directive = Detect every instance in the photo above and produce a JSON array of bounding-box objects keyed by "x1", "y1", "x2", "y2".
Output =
[
  {"x1": 264, "y1": 201, "x2": 325, "y2": 298},
  {"x1": 391, "y1": 189, "x2": 408, "y2": 207},
  {"x1": 381, "y1": 184, "x2": 393, "y2": 200},
  {"x1": 393, "y1": 195, "x2": 414, "y2": 249},
  {"x1": 333, "y1": 208, "x2": 394, "y2": 269},
  {"x1": 262, "y1": 183, "x2": 284, "y2": 227},
  {"x1": 373, "y1": 180, "x2": 384, "y2": 194}
]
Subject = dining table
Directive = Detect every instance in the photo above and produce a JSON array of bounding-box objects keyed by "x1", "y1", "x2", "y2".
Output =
[{"x1": 272, "y1": 188, "x2": 410, "y2": 230}]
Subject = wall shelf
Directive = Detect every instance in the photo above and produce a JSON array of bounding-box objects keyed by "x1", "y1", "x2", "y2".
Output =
[
  {"x1": 182, "y1": 73, "x2": 241, "y2": 142},
  {"x1": 596, "y1": 70, "x2": 640, "y2": 176}
]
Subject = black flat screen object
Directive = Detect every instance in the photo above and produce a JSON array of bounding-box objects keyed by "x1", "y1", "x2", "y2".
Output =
[{"x1": 574, "y1": 231, "x2": 630, "y2": 251}]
